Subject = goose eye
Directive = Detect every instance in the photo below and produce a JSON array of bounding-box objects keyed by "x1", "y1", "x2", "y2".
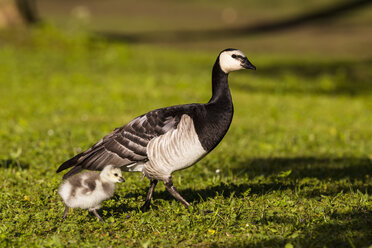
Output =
[
  {"x1": 114, "y1": 173, "x2": 118, "y2": 177},
  {"x1": 232, "y1": 54, "x2": 237, "y2": 58}
]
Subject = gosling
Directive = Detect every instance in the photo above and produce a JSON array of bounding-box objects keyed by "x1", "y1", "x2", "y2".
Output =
[{"x1": 58, "y1": 165, "x2": 125, "y2": 222}]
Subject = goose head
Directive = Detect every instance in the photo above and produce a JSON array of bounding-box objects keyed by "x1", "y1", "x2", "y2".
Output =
[
  {"x1": 101, "y1": 165, "x2": 125, "y2": 183},
  {"x1": 219, "y1": 48, "x2": 256, "y2": 74}
]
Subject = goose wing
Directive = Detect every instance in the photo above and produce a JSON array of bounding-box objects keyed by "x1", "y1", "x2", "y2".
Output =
[{"x1": 57, "y1": 109, "x2": 181, "y2": 179}]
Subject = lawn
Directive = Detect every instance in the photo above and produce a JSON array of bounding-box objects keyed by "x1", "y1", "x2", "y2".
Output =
[{"x1": 0, "y1": 25, "x2": 371, "y2": 247}]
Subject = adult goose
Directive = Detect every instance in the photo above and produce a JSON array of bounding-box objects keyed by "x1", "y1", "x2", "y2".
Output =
[{"x1": 57, "y1": 48, "x2": 256, "y2": 210}]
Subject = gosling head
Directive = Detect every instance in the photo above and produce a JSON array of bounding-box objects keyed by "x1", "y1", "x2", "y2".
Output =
[
  {"x1": 100, "y1": 165, "x2": 125, "y2": 183},
  {"x1": 219, "y1": 48, "x2": 256, "y2": 74}
]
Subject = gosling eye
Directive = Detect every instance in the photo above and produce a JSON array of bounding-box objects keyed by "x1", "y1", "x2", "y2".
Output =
[
  {"x1": 232, "y1": 54, "x2": 237, "y2": 58},
  {"x1": 114, "y1": 173, "x2": 118, "y2": 177}
]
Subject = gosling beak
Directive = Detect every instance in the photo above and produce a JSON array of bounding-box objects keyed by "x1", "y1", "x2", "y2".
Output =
[
  {"x1": 242, "y1": 58, "x2": 256, "y2": 70},
  {"x1": 119, "y1": 177, "x2": 125, "y2": 182}
]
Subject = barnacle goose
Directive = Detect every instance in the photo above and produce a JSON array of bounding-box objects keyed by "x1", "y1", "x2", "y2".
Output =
[
  {"x1": 57, "y1": 48, "x2": 256, "y2": 210},
  {"x1": 59, "y1": 165, "x2": 125, "y2": 222}
]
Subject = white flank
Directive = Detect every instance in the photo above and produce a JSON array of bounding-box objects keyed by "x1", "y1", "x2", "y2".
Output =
[
  {"x1": 126, "y1": 161, "x2": 145, "y2": 172},
  {"x1": 143, "y1": 114, "x2": 206, "y2": 181},
  {"x1": 58, "y1": 181, "x2": 72, "y2": 203},
  {"x1": 219, "y1": 49, "x2": 246, "y2": 73}
]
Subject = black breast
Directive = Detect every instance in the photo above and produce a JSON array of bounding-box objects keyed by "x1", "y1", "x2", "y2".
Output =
[
  {"x1": 165, "y1": 102, "x2": 233, "y2": 152},
  {"x1": 192, "y1": 102, "x2": 233, "y2": 152}
]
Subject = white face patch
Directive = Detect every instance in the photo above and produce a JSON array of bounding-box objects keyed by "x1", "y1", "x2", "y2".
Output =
[
  {"x1": 219, "y1": 49, "x2": 247, "y2": 73},
  {"x1": 101, "y1": 165, "x2": 123, "y2": 183}
]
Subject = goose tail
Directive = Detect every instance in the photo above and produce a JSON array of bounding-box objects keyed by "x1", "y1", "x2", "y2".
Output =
[
  {"x1": 57, "y1": 155, "x2": 78, "y2": 172},
  {"x1": 62, "y1": 166, "x2": 83, "y2": 180}
]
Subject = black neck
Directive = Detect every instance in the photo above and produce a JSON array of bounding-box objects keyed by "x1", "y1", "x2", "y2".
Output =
[
  {"x1": 208, "y1": 57, "x2": 232, "y2": 105},
  {"x1": 192, "y1": 56, "x2": 234, "y2": 152}
]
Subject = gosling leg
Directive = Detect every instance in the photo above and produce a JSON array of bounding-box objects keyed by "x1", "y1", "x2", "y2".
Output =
[
  {"x1": 92, "y1": 209, "x2": 105, "y2": 223},
  {"x1": 62, "y1": 205, "x2": 69, "y2": 220}
]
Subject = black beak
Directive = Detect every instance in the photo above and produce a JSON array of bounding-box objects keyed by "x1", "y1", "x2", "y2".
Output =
[
  {"x1": 242, "y1": 58, "x2": 256, "y2": 70},
  {"x1": 119, "y1": 177, "x2": 125, "y2": 182}
]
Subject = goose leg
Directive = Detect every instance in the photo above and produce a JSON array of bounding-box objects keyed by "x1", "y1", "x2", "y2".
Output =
[
  {"x1": 92, "y1": 209, "x2": 105, "y2": 223},
  {"x1": 62, "y1": 205, "x2": 69, "y2": 220},
  {"x1": 141, "y1": 179, "x2": 158, "y2": 212},
  {"x1": 164, "y1": 177, "x2": 190, "y2": 209}
]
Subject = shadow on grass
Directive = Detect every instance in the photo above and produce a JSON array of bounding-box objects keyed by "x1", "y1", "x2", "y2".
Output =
[
  {"x1": 147, "y1": 181, "x2": 294, "y2": 205},
  {"x1": 231, "y1": 157, "x2": 372, "y2": 180},
  {"x1": 118, "y1": 156, "x2": 371, "y2": 247},
  {"x1": 100, "y1": 193, "x2": 139, "y2": 217},
  {"x1": 122, "y1": 156, "x2": 371, "y2": 207},
  {"x1": 235, "y1": 59, "x2": 372, "y2": 96},
  {"x1": 0, "y1": 159, "x2": 29, "y2": 169},
  {"x1": 185, "y1": 156, "x2": 370, "y2": 201},
  {"x1": 241, "y1": 210, "x2": 372, "y2": 248}
]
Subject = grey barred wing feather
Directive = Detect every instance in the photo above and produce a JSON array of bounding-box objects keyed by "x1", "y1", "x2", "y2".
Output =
[{"x1": 57, "y1": 109, "x2": 180, "y2": 179}]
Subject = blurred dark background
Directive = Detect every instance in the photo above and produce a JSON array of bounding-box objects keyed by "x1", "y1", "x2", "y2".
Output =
[{"x1": 1, "y1": 0, "x2": 372, "y2": 58}]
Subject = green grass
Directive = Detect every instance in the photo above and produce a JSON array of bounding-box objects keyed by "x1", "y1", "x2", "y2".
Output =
[{"x1": 0, "y1": 26, "x2": 371, "y2": 247}]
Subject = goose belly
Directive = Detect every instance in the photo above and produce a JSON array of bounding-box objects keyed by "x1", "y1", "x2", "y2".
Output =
[{"x1": 143, "y1": 114, "x2": 206, "y2": 181}]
